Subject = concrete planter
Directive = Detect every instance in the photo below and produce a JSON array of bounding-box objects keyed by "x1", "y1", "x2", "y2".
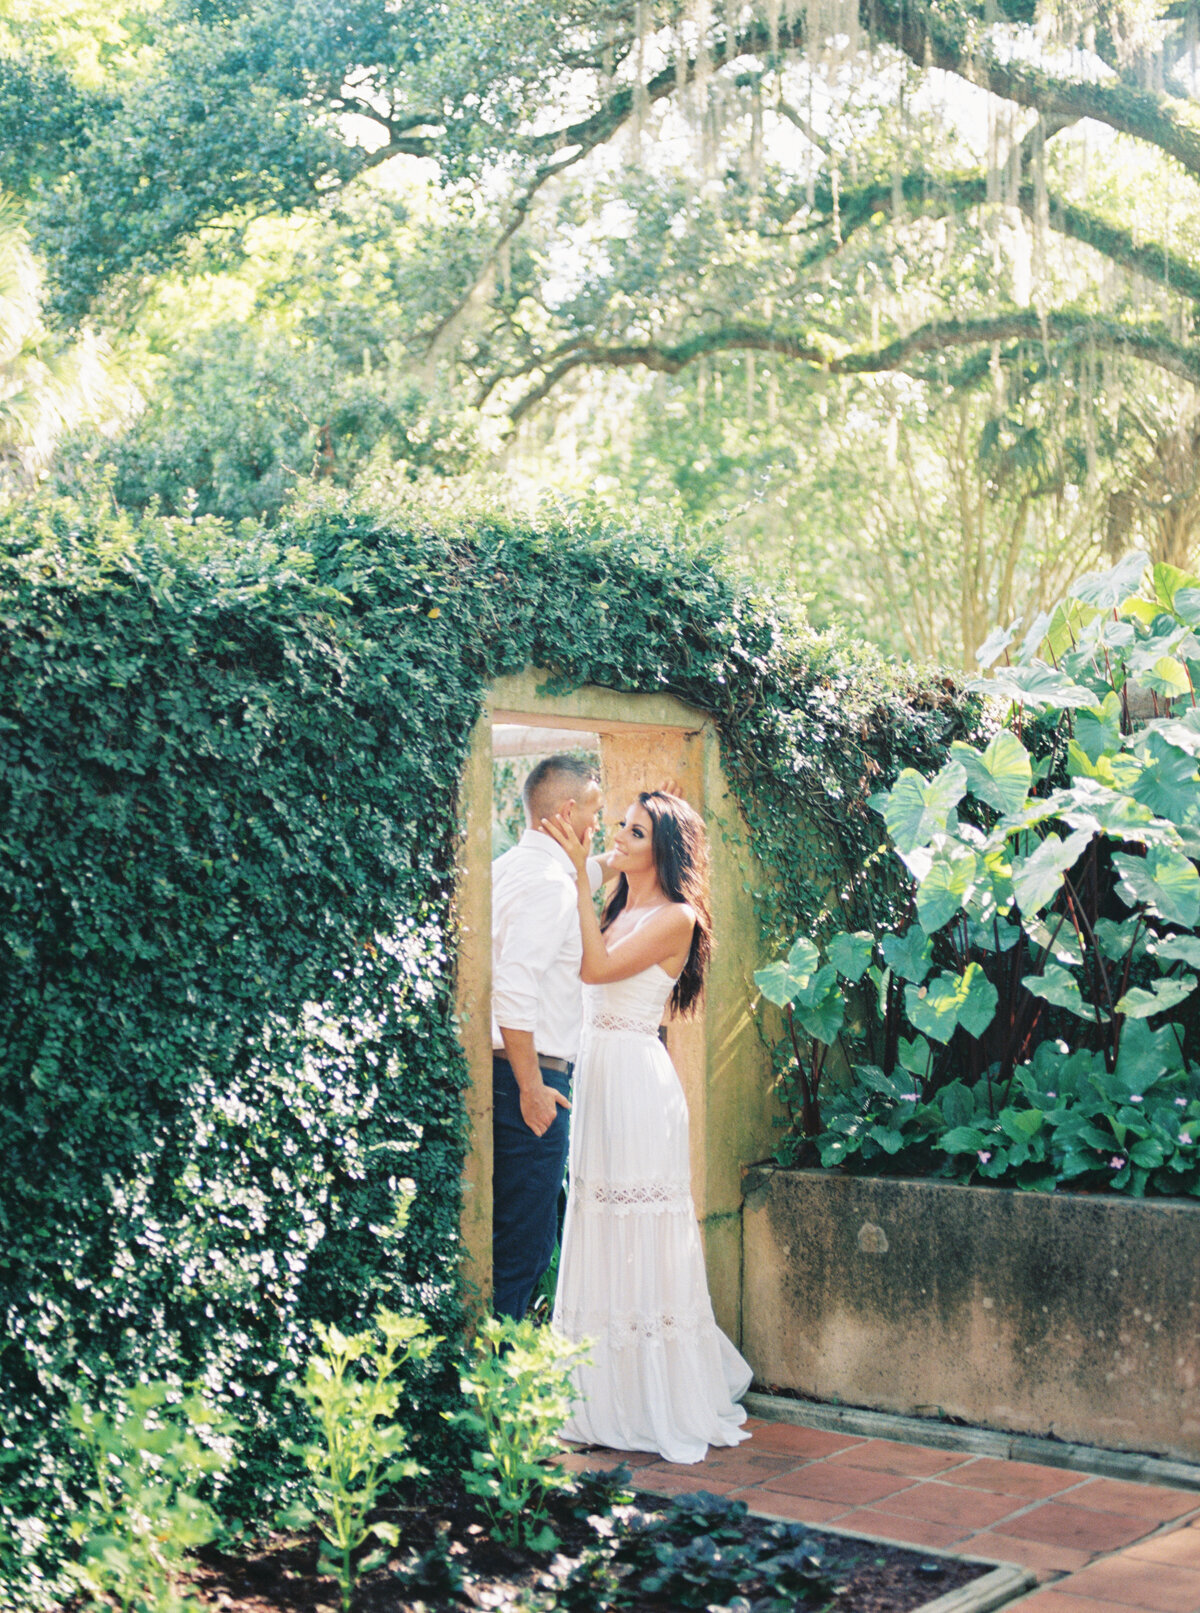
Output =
[{"x1": 741, "y1": 1167, "x2": 1200, "y2": 1463}]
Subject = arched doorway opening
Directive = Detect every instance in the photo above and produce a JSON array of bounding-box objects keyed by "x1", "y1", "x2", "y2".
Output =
[{"x1": 455, "y1": 669, "x2": 780, "y2": 1345}]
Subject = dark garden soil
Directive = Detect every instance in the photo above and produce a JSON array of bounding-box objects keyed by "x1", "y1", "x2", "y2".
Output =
[{"x1": 187, "y1": 1480, "x2": 990, "y2": 1613}]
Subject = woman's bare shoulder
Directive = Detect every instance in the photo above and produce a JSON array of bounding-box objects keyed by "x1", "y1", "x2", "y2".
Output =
[{"x1": 661, "y1": 901, "x2": 697, "y2": 934}]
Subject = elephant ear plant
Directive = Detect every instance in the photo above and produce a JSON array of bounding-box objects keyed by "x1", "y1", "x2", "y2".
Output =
[{"x1": 758, "y1": 552, "x2": 1200, "y2": 1197}]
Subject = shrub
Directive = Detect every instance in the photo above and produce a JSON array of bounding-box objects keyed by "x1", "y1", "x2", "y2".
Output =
[
  {"x1": 0, "y1": 489, "x2": 976, "y2": 1603},
  {"x1": 284, "y1": 1309, "x2": 438, "y2": 1613},
  {"x1": 761, "y1": 551, "x2": 1200, "y2": 1190},
  {"x1": 447, "y1": 1315, "x2": 585, "y2": 1551},
  {"x1": 65, "y1": 1383, "x2": 235, "y2": 1613}
]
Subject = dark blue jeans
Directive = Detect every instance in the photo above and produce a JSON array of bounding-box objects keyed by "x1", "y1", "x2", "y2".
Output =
[{"x1": 492, "y1": 1056, "x2": 571, "y2": 1320}]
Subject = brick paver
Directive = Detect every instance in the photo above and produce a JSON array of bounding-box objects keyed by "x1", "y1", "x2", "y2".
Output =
[
  {"x1": 565, "y1": 1405, "x2": 1200, "y2": 1611},
  {"x1": 1051, "y1": 1559, "x2": 1200, "y2": 1612}
]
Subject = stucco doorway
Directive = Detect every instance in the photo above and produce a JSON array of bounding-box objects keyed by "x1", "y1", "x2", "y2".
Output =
[{"x1": 455, "y1": 670, "x2": 779, "y2": 1347}]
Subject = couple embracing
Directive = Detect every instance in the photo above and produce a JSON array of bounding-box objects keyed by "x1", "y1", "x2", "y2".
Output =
[{"x1": 491, "y1": 754, "x2": 751, "y2": 1465}]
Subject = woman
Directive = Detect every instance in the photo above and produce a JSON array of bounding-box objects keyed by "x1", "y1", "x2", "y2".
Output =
[{"x1": 541, "y1": 790, "x2": 752, "y2": 1464}]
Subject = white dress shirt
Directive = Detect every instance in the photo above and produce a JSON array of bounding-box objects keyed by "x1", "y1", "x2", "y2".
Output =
[{"x1": 492, "y1": 829, "x2": 603, "y2": 1062}]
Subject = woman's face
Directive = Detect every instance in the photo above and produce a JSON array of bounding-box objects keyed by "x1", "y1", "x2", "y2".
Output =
[{"x1": 611, "y1": 801, "x2": 655, "y2": 877}]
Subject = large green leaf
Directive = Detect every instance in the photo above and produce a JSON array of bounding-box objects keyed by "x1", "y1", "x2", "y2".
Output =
[
  {"x1": 939, "y1": 1081, "x2": 975, "y2": 1128},
  {"x1": 1172, "y1": 586, "x2": 1200, "y2": 627},
  {"x1": 971, "y1": 662, "x2": 1098, "y2": 710},
  {"x1": 1114, "y1": 1018, "x2": 1184, "y2": 1085},
  {"x1": 950, "y1": 730, "x2": 1032, "y2": 815},
  {"x1": 936, "y1": 1125, "x2": 992, "y2": 1154},
  {"x1": 1094, "y1": 916, "x2": 1147, "y2": 962},
  {"x1": 1023, "y1": 916, "x2": 1083, "y2": 967},
  {"x1": 1071, "y1": 551, "x2": 1149, "y2": 610},
  {"x1": 1114, "y1": 845, "x2": 1200, "y2": 928},
  {"x1": 827, "y1": 930, "x2": 874, "y2": 983},
  {"x1": 1073, "y1": 691, "x2": 1122, "y2": 765},
  {"x1": 1151, "y1": 933, "x2": 1200, "y2": 969},
  {"x1": 1153, "y1": 561, "x2": 1199, "y2": 611},
  {"x1": 1116, "y1": 977, "x2": 1197, "y2": 1019},
  {"x1": 1128, "y1": 731, "x2": 1200, "y2": 822},
  {"x1": 881, "y1": 761, "x2": 966, "y2": 854},
  {"x1": 975, "y1": 624, "x2": 1016, "y2": 668},
  {"x1": 1024, "y1": 963, "x2": 1091, "y2": 1019},
  {"x1": 905, "y1": 963, "x2": 998, "y2": 1045},
  {"x1": 794, "y1": 970, "x2": 846, "y2": 1044},
  {"x1": 1148, "y1": 712, "x2": 1200, "y2": 757},
  {"x1": 881, "y1": 928, "x2": 933, "y2": 984},
  {"x1": 1044, "y1": 779, "x2": 1159, "y2": 843},
  {"x1": 753, "y1": 936, "x2": 821, "y2": 1007},
  {"x1": 897, "y1": 1034, "x2": 932, "y2": 1076},
  {"x1": 916, "y1": 845, "x2": 977, "y2": 934},
  {"x1": 1011, "y1": 828, "x2": 1093, "y2": 915},
  {"x1": 1143, "y1": 656, "x2": 1191, "y2": 700}
]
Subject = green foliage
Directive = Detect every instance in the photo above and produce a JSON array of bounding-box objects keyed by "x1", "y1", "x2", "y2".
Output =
[
  {"x1": 815, "y1": 1033, "x2": 1200, "y2": 1197},
  {"x1": 447, "y1": 1316, "x2": 584, "y2": 1552},
  {"x1": 66, "y1": 1383, "x2": 235, "y2": 1613},
  {"x1": 604, "y1": 1492, "x2": 832, "y2": 1613},
  {"x1": 766, "y1": 550, "x2": 1200, "y2": 1194},
  {"x1": 0, "y1": 490, "x2": 975, "y2": 1604},
  {"x1": 283, "y1": 1309, "x2": 438, "y2": 1613}
]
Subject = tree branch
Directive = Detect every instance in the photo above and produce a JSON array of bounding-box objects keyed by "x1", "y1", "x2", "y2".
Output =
[
  {"x1": 816, "y1": 167, "x2": 1200, "y2": 303},
  {"x1": 866, "y1": 0, "x2": 1200, "y2": 181},
  {"x1": 503, "y1": 310, "x2": 1200, "y2": 422},
  {"x1": 511, "y1": 2, "x2": 1200, "y2": 184}
]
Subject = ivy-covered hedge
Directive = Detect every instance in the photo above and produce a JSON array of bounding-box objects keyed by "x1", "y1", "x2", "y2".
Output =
[{"x1": 0, "y1": 492, "x2": 977, "y2": 1604}]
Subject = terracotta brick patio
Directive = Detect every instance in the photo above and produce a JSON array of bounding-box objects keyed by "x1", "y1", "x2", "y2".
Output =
[{"x1": 559, "y1": 1413, "x2": 1200, "y2": 1609}]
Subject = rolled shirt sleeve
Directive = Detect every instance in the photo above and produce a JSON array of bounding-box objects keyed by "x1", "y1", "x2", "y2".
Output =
[
  {"x1": 491, "y1": 840, "x2": 606, "y2": 1058},
  {"x1": 492, "y1": 867, "x2": 577, "y2": 1033}
]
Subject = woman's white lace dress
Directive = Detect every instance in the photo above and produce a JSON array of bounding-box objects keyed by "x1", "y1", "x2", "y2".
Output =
[{"x1": 553, "y1": 962, "x2": 752, "y2": 1463}]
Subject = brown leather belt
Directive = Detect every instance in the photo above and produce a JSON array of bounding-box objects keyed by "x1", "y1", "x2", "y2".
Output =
[{"x1": 493, "y1": 1052, "x2": 571, "y2": 1075}]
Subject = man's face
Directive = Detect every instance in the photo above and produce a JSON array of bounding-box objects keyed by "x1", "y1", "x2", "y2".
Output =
[{"x1": 565, "y1": 780, "x2": 603, "y2": 849}]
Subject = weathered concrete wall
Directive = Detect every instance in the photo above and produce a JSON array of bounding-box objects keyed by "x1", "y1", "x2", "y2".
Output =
[{"x1": 743, "y1": 1168, "x2": 1200, "y2": 1462}]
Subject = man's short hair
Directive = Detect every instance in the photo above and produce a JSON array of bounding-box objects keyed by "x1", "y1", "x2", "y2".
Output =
[{"x1": 523, "y1": 754, "x2": 599, "y2": 824}]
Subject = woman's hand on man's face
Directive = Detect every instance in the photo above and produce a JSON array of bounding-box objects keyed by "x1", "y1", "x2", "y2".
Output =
[{"x1": 541, "y1": 809, "x2": 589, "y2": 876}]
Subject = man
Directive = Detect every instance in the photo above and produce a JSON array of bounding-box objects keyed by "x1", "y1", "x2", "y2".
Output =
[{"x1": 491, "y1": 753, "x2": 606, "y2": 1320}]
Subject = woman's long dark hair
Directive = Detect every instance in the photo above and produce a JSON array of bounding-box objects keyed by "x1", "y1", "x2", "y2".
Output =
[{"x1": 600, "y1": 791, "x2": 713, "y2": 1017}]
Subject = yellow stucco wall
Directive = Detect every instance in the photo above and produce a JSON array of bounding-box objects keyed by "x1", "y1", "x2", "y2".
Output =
[{"x1": 455, "y1": 669, "x2": 782, "y2": 1340}]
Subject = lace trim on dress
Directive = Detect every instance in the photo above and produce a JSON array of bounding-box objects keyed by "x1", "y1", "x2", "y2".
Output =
[
  {"x1": 584, "y1": 1010, "x2": 661, "y2": 1037},
  {"x1": 572, "y1": 1179, "x2": 693, "y2": 1215},
  {"x1": 558, "y1": 1306, "x2": 712, "y2": 1348}
]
